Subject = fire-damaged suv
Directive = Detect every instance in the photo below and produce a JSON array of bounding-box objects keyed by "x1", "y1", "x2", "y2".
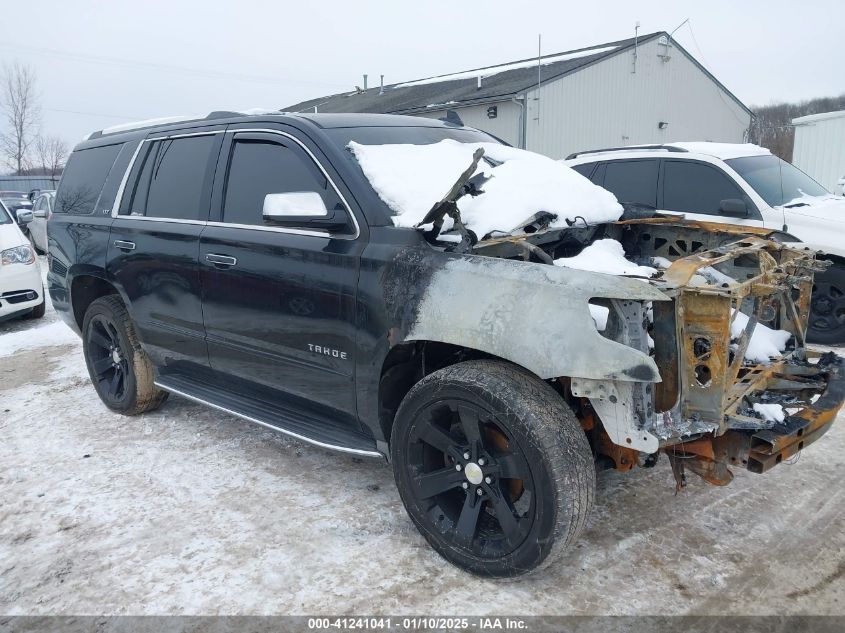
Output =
[{"x1": 47, "y1": 112, "x2": 845, "y2": 577}]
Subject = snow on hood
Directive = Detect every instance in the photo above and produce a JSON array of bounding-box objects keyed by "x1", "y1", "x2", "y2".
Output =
[
  {"x1": 552, "y1": 239, "x2": 657, "y2": 277},
  {"x1": 348, "y1": 139, "x2": 623, "y2": 238},
  {"x1": 782, "y1": 193, "x2": 845, "y2": 218}
]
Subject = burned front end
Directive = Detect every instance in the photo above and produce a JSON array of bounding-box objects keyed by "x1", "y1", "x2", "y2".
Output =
[
  {"x1": 469, "y1": 218, "x2": 845, "y2": 488},
  {"x1": 618, "y1": 220, "x2": 844, "y2": 486}
]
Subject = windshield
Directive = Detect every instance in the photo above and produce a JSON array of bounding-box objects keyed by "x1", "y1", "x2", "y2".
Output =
[
  {"x1": 324, "y1": 125, "x2": 501, "y2": 152},
  {"x1": 726, "y1": 154, "x2": 829, "y2": 207},
  {"x1": 0, "y1": 201, "x2": 12, "y2": 224}
]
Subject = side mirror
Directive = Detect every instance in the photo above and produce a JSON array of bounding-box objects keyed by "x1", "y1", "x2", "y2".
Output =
[
  {"x1": 262, "y1": 192, "x2": 347, "y2": 231},
  {"x1": 719, "y1": 198, "x2": 748, "y2": 218},
  {"x1": 33, "y1": 209, "x2": 47, "y2": 219},
  {"x1": 16, "y1": 209, "x2": 34, "y2": 224}
]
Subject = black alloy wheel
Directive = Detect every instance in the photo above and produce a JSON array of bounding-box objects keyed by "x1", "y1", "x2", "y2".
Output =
[
  {"x1": 87, "y1": 314, "x2": 130, "y2": 402},
  {"x1": 807, "y1": 263, "x2": 845, "y2": 345},
  {"x1": 405, "y1": 399, "x2": 535, "y2": 557},
  {"x1": 392, "y1": 360, "x2": 594, "y2": 577},
  {"x1": 82, "y1": 295, "x2": 168, "y2": 415}
]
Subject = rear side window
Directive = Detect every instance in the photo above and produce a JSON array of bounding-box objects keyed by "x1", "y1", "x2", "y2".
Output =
[
  {"x1": 54, "y1": 144, "x2": 122, "y2": 215},
  {"x1": 662, "y1": 161, "x2": 747, "y2": 215},
  {"x1": 222, "y1": 139, "x2": 341, "y2": 226},
  {"x1": 570, "y1": 163, "x2": 596, "y2": 179},
  {"x1": 125, "y1": 134, "x2": 215, "y2": 221},
  {"x1": 602, "y1": 160, "x2": 659, "y2": 208}
]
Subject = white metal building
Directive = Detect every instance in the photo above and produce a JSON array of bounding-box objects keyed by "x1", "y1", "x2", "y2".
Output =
[
  {"x1": 792, "y1": 110, "x2": 845, "y2": 194},
  {"x1": 286, "y1": 31, "x2": 752, "y2": 159}
]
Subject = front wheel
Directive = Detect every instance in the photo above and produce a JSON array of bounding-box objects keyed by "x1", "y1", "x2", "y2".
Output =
[
  {"x1": 391, "y1": 360, "x2": 595, "y2": 577},
  {"x1": 807, "y1": 263, "x2": 845, "y2": 345},
  {"x1": 82, "y1": 295, "x2": 168, "y2": 415},
  {"x1": 24, "y1": 290, "x2": 45, "y2": 320}
]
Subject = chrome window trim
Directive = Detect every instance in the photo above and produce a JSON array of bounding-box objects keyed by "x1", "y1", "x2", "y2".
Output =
[
  {"x1": 111, "y1": 140, "x2": 146, "y2": 218},
  {"x1": 111, "y1": 215, "x2": 207, "y2": 226},
  {"x1": 111, "y1": 127, "x2": 361, "y2": 240},
  {"x1": 205, "y1": 220, "x2": 330, "y2": 238}
]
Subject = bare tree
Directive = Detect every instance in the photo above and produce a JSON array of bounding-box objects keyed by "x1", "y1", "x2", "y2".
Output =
[
  {"x1": 749, "y1": 93, "x2": 845, "y2": 161},
  {"x1": 34, "y1": 134, "x2": 68, "y2": 180},
  {"x1": 0, "y1": 62, "x2": 40, "y2": 174}
]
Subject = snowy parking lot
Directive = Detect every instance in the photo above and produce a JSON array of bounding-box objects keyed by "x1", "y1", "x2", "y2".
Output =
[{"x1": 1, "y1": 275, "x2": 844, "y2": 616}]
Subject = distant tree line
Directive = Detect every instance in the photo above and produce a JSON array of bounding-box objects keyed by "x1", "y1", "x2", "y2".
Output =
[
  {"x1": 0, "y1": 62, "x2": 68, "y2": 177},
  {"x1": 749, "y1": 93, "x2": 845, "y2": 161}
]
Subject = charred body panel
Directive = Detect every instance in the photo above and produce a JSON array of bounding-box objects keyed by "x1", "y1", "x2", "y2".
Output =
[{"x1": 402, "y1": 254, "x2": 666, "y2": 382}]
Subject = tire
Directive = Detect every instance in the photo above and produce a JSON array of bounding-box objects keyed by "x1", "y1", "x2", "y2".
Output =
[
  {"x1": 391, "y1": 360, "x2": 594, "y2": 577},
  {"x1": 25, "y1": 293, "x2": 46, "y2": 319},
  {"x1": 807, "y1": 263, "x2": 845, "y2": 345},
  {"x1": 81, "y1": 295, "x2": 168, "y2": 415}
]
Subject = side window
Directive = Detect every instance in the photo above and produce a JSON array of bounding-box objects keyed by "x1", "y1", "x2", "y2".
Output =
[
  {"x1": 34, "y1": 196, "x2": 46, "y2": 211},
  {"x1": 54, "y1": 144, "x2": 122, "y2": 215},
  {"x1": 125, "y1": 134, "x2": 215, "y2": 221},
  {"x1": 222, "y1": 139, "x2": 341, "y2": 226},
  {"x1": 570, "y1": 162, "x2": 596, "y2": 179},
  {"x1": 662, "y1": 161, "x2": 747, "y2": 215},
  {"x1": 602, "y1": 160, "x2": 659, "y2": 207}
]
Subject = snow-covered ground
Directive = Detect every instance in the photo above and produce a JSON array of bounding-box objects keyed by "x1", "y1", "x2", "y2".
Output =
[{"x1": 1, "y1": 263, "x2": 844, "y2": 615}]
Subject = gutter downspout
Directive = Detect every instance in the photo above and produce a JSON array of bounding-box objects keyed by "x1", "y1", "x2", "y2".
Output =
[{"x1": 511, "y1": 96, "x2": 526, "y2": 149}]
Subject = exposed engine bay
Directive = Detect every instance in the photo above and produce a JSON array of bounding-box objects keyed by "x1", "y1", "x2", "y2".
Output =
[{"x1": 418, "y1": 151, "x2": 845, "y2": 489}]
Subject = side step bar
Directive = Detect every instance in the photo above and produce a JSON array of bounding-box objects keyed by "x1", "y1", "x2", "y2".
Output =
[{"x1": 155, "y1": 376, "x2": 383, "y2": 459}]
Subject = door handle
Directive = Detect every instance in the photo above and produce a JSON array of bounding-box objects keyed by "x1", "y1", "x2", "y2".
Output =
[
  {"x1": 113, "y1": 240, "x2": 136, "y2": 251},
  {"x1": 206, "y1": 253, "x2": 237, "y2": 267}
]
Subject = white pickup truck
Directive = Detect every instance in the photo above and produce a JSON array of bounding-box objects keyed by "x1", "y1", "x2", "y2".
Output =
[{"x1": 564, "y1": 142, "x2": 845, "y2": 343}]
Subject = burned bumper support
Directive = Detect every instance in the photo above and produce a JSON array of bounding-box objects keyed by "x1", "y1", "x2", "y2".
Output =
[
  {"x1": 667, "y1": 353, "x2": 844, "y2": 486},
  {"x1": 744, "y1": 353, "x2": 845, "y2": 473}
]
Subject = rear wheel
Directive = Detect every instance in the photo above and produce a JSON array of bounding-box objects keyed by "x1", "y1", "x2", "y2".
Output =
[
  {"x1": 807, "y1": 263, "x2": 845, "y2": 345},
  {"x1": 82, "y1": 295, "x2": 168, "y2": 415},
  {"x1": 391, "y1": 360, "x2": 594, "y2": 577}
]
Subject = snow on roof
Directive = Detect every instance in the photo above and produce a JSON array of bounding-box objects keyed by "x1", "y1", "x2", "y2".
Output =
[
  {"x1": 348, "y1": 139, "x2": 622, "y2": 238},
  {"x1": 667, "y1": 142, "x2": 771, "y2": 160},
  {"x1": 393, "y1": 46, "x2": 618, "y2": 89},
  {"x1": 791, "y1": 110, "x2": 845, "y2": 125}
]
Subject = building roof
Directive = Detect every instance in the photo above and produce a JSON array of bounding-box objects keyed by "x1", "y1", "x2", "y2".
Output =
[
  {"x1": 284, "y1": 31, "x2": 751, "y2": 117},
  {"x1": 792, "y1": 110, "x2": 845, "y2": 125}
]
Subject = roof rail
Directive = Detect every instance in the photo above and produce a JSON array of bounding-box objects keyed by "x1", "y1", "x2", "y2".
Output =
[
  {"x1": 565, "y1": 144, "x2": 688, "y2": 160},
  {"x1": 89, "y1": 109, "x2": 283, "y2": 139}
]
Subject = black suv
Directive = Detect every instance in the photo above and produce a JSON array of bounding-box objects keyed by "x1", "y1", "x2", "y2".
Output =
[{"x1": 48, "y1": 111, "x2": 844, "y2": 577}]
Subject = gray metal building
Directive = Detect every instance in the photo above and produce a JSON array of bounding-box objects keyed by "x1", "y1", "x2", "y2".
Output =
[
  {"x1": 791, "y1": 110, "x2": 845, "y2": 194},
  {"x1": 286, "y1": 31, "x2": 752, "y2": 159},
  {"x1": 0, "y1": 175, "x2": 60, "y2": 192}
]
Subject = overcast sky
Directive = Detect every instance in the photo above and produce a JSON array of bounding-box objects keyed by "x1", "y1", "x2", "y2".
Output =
[{"x1": 2, "y1": 0, "x2": 842, "y2": 147}]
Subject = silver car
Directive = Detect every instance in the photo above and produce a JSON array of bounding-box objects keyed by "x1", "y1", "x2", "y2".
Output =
[{"x1": 27, "y1": 190, "x2": 55, "y2": 254}]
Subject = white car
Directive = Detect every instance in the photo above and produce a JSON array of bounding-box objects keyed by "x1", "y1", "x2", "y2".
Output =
[
  {"x1": 0, "y1": 200, "x2": 45, "y2": 321},
  {"x1": 564, "y1": 142, "x2": 845, "y2": 343}
]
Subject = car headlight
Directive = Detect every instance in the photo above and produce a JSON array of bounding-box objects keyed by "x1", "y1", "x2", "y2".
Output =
[{"x1": 1, "y1": 245, "x2": 35, "y2": 265}]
